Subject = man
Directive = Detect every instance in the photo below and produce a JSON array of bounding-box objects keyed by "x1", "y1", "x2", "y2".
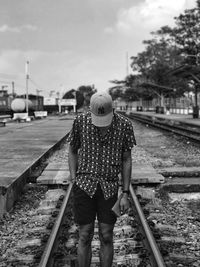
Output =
[{"x1": 68, "y1": 92, "x2": 136, "y2": 267}]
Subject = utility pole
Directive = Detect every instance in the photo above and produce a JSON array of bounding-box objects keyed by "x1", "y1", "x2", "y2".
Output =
[
  {"x1": 12, "y1": 81, "x2": 15, "y2": 97},
  {"x1": 59, "y1": 84, "x2": 64, "y2": 113},
  {"x1": 25, "y1": 61, "x2": 29, "y2": 114},
  {"x1": 58, "y1": 91, "x2": 61, "y2": 113}
]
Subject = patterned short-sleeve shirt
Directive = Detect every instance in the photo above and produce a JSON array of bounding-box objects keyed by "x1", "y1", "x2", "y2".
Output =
[{"x1": 68, "y1": 111, "x2": 136, "y2": 199}]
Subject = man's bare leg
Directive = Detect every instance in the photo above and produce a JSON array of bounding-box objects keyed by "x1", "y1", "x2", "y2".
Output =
[
  {"x1": 77, "y1": 222, "x2": 94, "y2": 267},
  {"x1": 98, "y1": 223, "x2": 114, "y2": 267}
]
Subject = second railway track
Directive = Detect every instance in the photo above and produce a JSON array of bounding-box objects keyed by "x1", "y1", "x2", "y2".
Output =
[{"x1": 126, "y1": 112, "x2": 200, "y2": 144}]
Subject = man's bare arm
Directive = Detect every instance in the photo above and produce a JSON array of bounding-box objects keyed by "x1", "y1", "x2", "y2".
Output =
[
  {"x1": 119, "y1": 150, "x2": 132, "y2": 213},
  {"x1": 122, "y1": 150, "x2": 132, "y2": 192},
  {"x1": 68, "y1": 145, "x2": 78, "y2": 182}
]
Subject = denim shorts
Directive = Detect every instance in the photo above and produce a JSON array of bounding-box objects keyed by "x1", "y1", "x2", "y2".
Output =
[{"x1": 72, "y1": 183, "x2": 118, "y2": 225}]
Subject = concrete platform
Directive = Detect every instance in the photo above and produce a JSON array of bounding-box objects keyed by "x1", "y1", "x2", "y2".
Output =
[
  {"x1": 0, "y1": 115, "x2": 74, "y2": 217},
  {"x1": 131, "y1": 111, "x2": 200, "y2": 127}
]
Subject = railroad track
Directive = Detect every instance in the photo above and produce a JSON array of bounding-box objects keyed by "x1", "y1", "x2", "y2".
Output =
[
  {"x1": 126, "y1": 113, "x2": 200, "y2": 144},
  {"x1": 2, "y1": 115, "x2": 200, "y2": 267},
  {"x1": 38, "y1": 183, "x2": 166, "y2": 267}
]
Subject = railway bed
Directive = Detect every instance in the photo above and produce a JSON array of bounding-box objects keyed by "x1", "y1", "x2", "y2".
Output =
[
  {"x1": 39, "y1": 184, "x2": 200, "y2": 267},
  {"x1": 38, "y1": 184, "x2": 164, "y2": 267},
  {"x1": 1, "y1": 179, "x2": 200, "y2": 267}
]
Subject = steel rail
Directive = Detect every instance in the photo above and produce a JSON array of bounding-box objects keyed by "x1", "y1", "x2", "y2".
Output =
[
  {"x1": 128, "y1": 114, "x2": 200, "y2": 143},
  {"x1": 130, "y1": 113, "x2": 200, "y2": 132},
  {"x1": 129, "y1": 184, "x2": 166, "y2": 267},
  {"x1": 38, "y1": 182, "x2": 73, "y2": 267}
]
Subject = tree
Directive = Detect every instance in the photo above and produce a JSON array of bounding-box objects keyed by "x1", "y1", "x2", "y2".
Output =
[
  {"x1": 110, "y1": 1, "x2": 200, "y2": 104},
  {"x1": 63, "y1": 85, "x2": 97, "y2": 110},
  {"x1": 171, "y1": 2, "x2": 200, "y2": 112},
  {"x1": 108, "y1": 86, "x2": 125, "y2": 100},
  {"x1": 109, "y1": 75, "x2": 140, "y2": 101},
  {"x1": 108, "y1": 79, "x2": 128, "y2": 100},
  {"x1": 63, "y1": 89, "x2": 84, "y2": 110},
  {"x1": 174, "y1": 6, "x2": 200, "y2": 65},
  {"x1": 130, "y1": 24, "x2": 191, "y2": 100},
  {"x1": 77, "y1": 85, "x2": 97, "y2": 108}
]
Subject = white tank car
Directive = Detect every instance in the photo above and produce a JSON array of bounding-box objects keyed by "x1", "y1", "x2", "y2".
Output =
[{"x1": 11, "y1": 98, "x2": 33, "y2": 112}]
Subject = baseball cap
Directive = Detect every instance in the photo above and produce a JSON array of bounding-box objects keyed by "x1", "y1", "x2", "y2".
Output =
[{"x1": 90, "y1": 92, "x2": 113, "y2": 127}]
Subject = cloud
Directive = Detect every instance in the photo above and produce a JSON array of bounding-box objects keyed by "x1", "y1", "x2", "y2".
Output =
[
  {"x1": 22, "y1": 25, "x2": 37, "y2": 31},
  {"x1": 115, "y1": 0, "x2": 197, "y2": 34},
  {"x1": 0, "y1": 24, "x2": 37, "y2": 33},
  {"x1": 104, "y1": 27, "x2": 114, "y2": 34}
]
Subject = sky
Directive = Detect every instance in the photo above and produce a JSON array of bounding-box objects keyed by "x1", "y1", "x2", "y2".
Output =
[{"x1": 0, "y1": 0, "x2": 197, "y2": 97}]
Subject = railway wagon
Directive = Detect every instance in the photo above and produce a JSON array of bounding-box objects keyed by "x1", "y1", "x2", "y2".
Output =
[{"x1": 0, "y1": 90, "x2": 13, "y2": 115}]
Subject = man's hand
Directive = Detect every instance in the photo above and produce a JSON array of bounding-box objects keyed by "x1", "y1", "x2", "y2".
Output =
[{"x1": 120, "y1": 193, "x2": 129, "y2": 215}]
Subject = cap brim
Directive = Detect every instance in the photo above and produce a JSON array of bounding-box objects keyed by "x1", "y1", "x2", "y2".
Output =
[{"x1": 91, "y1": 112, "x2": 113, "y2": 127}]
